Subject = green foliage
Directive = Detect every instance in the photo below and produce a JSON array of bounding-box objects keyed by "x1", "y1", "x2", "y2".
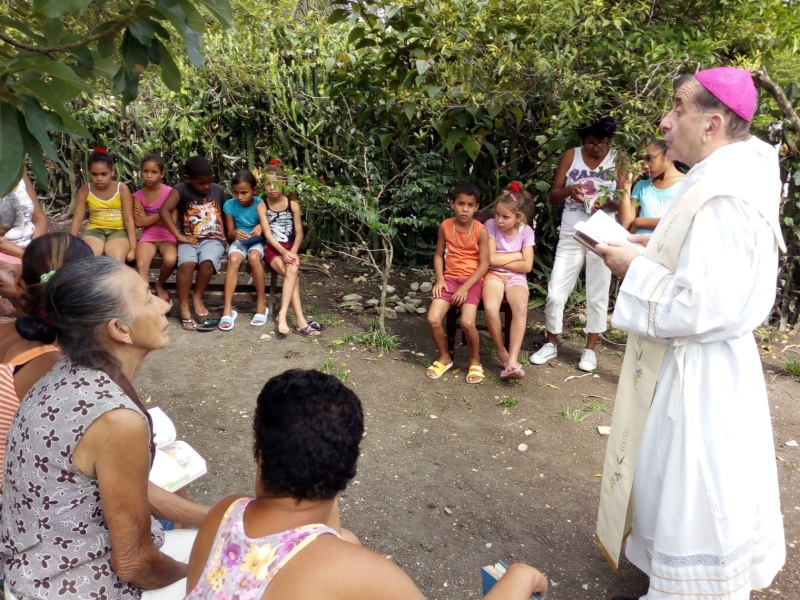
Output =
[
  {"x1": 335, "y1": 320, "x2": 405, "y2": 353},
  {"x1": 0, "y1": 0, "x2": 232, "y2": 194},
  {"x1": 786, "y1": 357, "x2": 800, "y2": 377},
  {"x1": 562, "y1": 400, "x2": 608, "y2": 421},
  {"x1": 489, "y1": 374, "x2": 522, "y2": 386},
  {"x1": 562, "y1": 405, "x2": 588, "y2": 421},
  {"x1": 7, "y1": 0, "x2": 800, "y2": 325},
  {"x1": 499, "y1": 395, "x2": 521, "y2": 407}
]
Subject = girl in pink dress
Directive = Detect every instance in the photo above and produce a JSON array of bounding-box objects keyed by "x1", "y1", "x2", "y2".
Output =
[{"x1": 133, "y1": 154, "x2": 178, "y2": 302}]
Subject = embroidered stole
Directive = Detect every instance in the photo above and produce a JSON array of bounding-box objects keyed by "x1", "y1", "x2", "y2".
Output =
[{"x1": 595, "y1": 176, "x2": 721, "y2": 570}]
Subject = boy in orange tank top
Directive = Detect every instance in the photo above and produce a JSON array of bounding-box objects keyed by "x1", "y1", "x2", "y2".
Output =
[{"x1": 425, "y1": 184, "x2": 489, "y2": 384}]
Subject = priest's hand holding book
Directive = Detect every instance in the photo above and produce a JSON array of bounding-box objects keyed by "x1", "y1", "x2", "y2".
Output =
[{"x1": 573, "y1": 210, "x2": 648, "y2": 277}]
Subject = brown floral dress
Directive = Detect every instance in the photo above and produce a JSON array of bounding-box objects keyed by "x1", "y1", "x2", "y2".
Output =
[{"x1": 1, "y1": 359, "x2": 164, "y2": 599}]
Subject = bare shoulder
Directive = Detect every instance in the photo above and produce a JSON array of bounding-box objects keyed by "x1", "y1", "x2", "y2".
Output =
[
  {"x1": 270, "y1": 534, "x2": 426, "y2": 600},
  {"x1": 85, "y1": 407, "x2": 149, "y2": 445}
]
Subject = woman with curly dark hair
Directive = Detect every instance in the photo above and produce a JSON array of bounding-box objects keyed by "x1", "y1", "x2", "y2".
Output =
[{"x1": 186, "y1": 369, "x2": 547, "y2": 600}]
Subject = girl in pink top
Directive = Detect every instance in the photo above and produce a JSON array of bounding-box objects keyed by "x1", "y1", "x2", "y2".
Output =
[
  {"x1": 483, "y1": 182, "x2": 535, "y2": 380},
  {"x1": 133, "y1": 154, "x2": 178, "y2": 303}
]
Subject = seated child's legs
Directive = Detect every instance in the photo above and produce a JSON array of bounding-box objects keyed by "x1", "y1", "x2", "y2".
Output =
[
  {"x1": 156, "y1": 242, "x2": 178, "y2": 300},
  {"x1": 136, "y1": 242, "x2": 158, "y2": 281},
  {"x1": 246, "y1": 248, "x2": 267, "y2": 313},
  {"x1": 287, "y1": 267, "x2": 314, "y2": 335},
  {"x1": 452, "y1": 277, "x2": 483, "y2": 373},
  {"x1": 459, "y1": 302, "x2": 481, "y2": 366},
  {"x1": 81, "y1": 229, "x2": 108, "y2": 256},
  {"x1": 176, "y1": 264, "x2": 197, "y2": 324},
  {"x1": 159, "y1": 242, "x2": 178, "y2": 267},
  {"x1": 504, "y1": 282, "x2": 529, "y2": 367},
  {"x1": 482, "y1": 272, "x2": 509, "y2": 364},
  {"x1": 222, "y1": 249, "x2": 245, "y2": 317},
  {"x1": 269, "y1": 253, "x2": 299, "y2": 335},
  {"x1": 426, "y1": 298, "x2": 453, "y2": 373},
  {"x1": 192, "y1": 239, "x2": 225, "y2": 316},
  {"x1": 437, "y1": 276, "x2": 481, "y2": 306},
  {"x1": 104, "y1": 236, "x2": 131, "y2": 262},
  {"x1": 263, "y1": 241, "x2": 293, "y2": 267},
  {"x1": 176, "y1": 243, "x2": 201, "y2": 321}
]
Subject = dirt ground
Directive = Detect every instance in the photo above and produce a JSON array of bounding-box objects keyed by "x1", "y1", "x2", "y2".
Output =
[{"x1": 138, "y1": 261, "x2": 800, "y2": 600}]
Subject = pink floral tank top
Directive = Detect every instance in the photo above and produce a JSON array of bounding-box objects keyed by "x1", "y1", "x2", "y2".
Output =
[{"x1": 186, "y1": 497, "x2": 339, "y2": 600}]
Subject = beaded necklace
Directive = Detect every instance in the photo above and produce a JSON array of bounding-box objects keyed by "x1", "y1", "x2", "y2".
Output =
[{"x1": 451, "y1": 218, "x2": 475, "y2": 250}]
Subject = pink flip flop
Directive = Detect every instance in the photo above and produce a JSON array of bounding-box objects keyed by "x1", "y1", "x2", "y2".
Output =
[{"x1": 500, "y1": 364, "x2": 526, "y2": 379}]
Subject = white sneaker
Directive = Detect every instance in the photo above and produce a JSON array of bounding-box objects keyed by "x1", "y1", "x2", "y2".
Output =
[
  {"x1": 578, "y1": 348, "x2": 597, "y2": 372},
  {"x1": 530, "y1": 343, "x2": 558, "y2": 365}
]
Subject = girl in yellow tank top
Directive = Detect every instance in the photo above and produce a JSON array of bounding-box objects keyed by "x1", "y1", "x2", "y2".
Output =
[{"x1": 69, "y1": 147, "x2": 137, "y2": 262}]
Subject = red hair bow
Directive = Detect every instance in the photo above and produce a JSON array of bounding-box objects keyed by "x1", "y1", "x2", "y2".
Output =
[
  {"x1": 93, "y1": 146, "x2": 108, "y2": 154},
  {"x1": 508, "y1": 181, "x2": 521, "y2": 193},
  {"x1": 268, "y1": 158, "x2": 281, "y2": 166}
]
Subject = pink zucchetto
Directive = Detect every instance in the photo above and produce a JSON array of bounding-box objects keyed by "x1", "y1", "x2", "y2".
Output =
[{"x1": 695, "y1": 66, "x2": 757, "y2": 122}]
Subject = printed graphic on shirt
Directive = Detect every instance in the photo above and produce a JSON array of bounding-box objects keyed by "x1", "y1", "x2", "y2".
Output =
[
  {"x1": 183, "y1": 200, "x2": 225, "y2": 240},
  {"x1": 268, "y1": 207, "x2": 295, "y2": 243},
  {"x1": 565, "y1": 167, "x2": 616, "y2": 212}
]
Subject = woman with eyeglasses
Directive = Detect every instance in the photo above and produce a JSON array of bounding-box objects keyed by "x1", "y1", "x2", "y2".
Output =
[
  {"x1": 617, "y1": 138, "x2": 685, "y2": 234},
  {"x1": 529, "y1": 116, "x2": 620, "y2": 373}
]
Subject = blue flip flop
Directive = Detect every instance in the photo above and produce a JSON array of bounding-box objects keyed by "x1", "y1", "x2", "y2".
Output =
[
  {"x1": 250, "y1": 311, "x2": 268, "y2": 327},
  {"x1": 218, "y1": 311, "x2": 238, "y2": 331}
]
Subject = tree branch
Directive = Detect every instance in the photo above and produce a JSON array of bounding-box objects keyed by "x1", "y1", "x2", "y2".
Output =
[
  {"x1": 0, "y1": 5, "x2": 137, "y2": 58},
  {"x1": 753, "y1": 67, "x2": 800, "y2": 143},
  {"x1": 276, "y1": 118, "x2": 351, "y2": 165}
]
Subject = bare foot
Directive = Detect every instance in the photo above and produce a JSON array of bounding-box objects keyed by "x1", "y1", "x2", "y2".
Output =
[
  {"x1": 192, "y1": 295, "x2": 208, "y2": 318},
  {"x1": 155, "y1": 283, "x2": 169, "y2": 301},
  {"x1": 277, "y1": 312, "x2": 291, "y2": 335},
  {"x1": 178, "y1": 304, "x2": 193, "y2": 322}
]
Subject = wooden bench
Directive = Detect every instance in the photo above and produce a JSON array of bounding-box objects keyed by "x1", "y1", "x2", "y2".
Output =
[
  {"x1": 446, "y1": 300, "x2": 512, "y2": 358},
  {"x1": 148, "y1": 254, "x2": 281, "y2": 314}
]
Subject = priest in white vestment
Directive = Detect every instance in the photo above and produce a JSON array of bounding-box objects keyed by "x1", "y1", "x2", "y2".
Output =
[{"x1": 596, "y1": 67, "x2": 786, "y2": 599}]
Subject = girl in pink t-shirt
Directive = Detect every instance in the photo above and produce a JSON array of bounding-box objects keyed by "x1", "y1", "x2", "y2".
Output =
[
  {"x1": 483, "y1": 182, "x2": 535, "y2": 379},
  {"x1": 133, "y1": 154, "x2": 178, "y2": 303}
]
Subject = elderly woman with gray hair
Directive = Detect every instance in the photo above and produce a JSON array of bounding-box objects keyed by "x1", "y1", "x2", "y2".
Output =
[{"x1": 1, "y1": 256, "x2": 205, "y2": 599}]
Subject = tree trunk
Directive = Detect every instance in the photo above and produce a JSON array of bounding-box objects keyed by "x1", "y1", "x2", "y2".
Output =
[
  {"x1": 377, "y1": 231, "x2": 394, "y2": 335},
  {"x1": 68, "y1": 140, "x2": 79, "y2": 215}
]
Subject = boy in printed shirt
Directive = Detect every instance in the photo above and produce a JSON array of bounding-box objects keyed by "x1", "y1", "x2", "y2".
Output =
[
  {"x1": 159, "y1": 156, "x2": 227, "y2": 330},
  {"x1": 425, "y1": 183, "x2": 489, "y2": 384}
]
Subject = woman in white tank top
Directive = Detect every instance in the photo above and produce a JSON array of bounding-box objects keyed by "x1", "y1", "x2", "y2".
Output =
[{"x1": 529, "y1": 116, "x2": 620, "y2": 373}]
